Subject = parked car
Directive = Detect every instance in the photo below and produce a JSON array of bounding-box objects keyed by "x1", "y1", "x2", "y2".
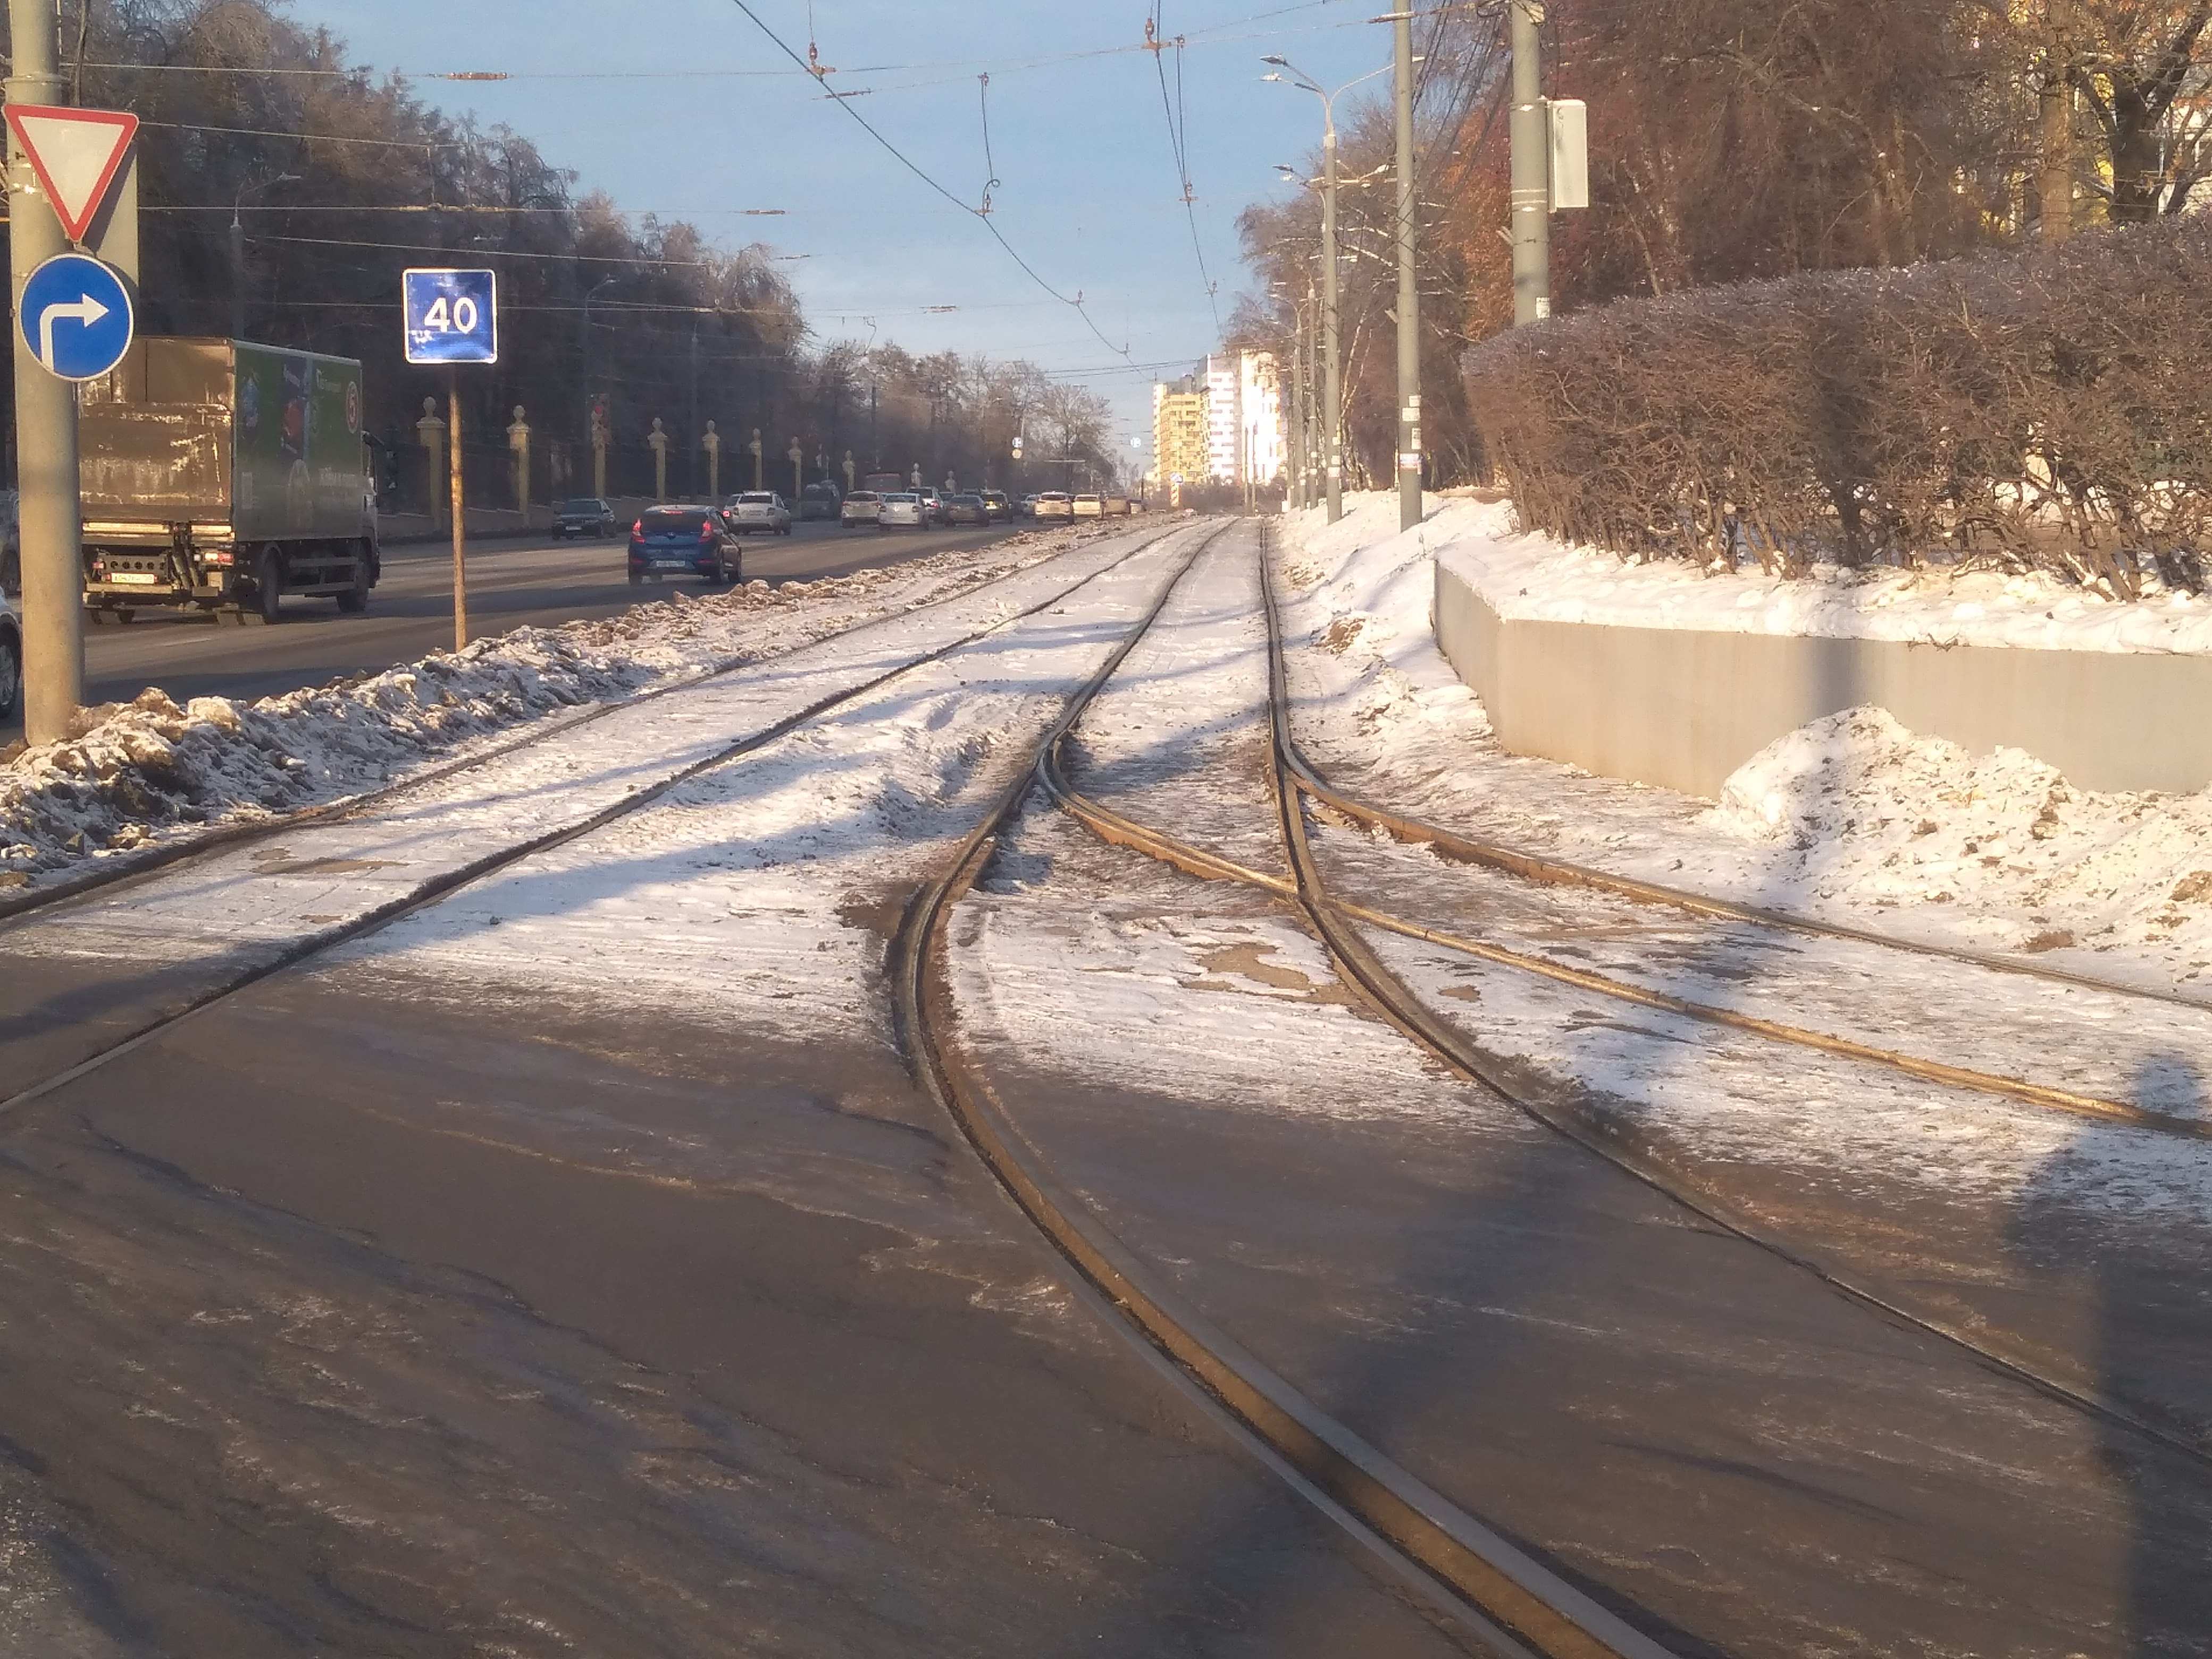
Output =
[
  {"x1": 0, "y1": 587, "x2": 19, "y2": 724},
  {"x1": 841, "y1": 490, "x2": 883, "y2": 529},
  {"x1": 628, "y1": 506, "x2": 741, "y2": 585},
  {"x1": 1033, "y1": 492, "x2": 1074, "y2": 522},
  {"x1": 799, "y1": 482, "x2": 842, "y2": 522},
  {"x1": 725, "y1": 491, "x2": 794, "y2": 536},
  {"x1": 552, "y1": 497, "x2": 618, "y2": 540},
  {"x1": 942, "y1": 492, "x2": 990, "y2": 527},
  {"x1": 877, "y1": 492, "x2": 927, "y2": 530},
  {"x1": 1103, "y1": 494, "x2": 1131, "y2": 517},
  {"x1": 1072, "y1": 493, "x2": 1105, "y2": 519},
  {"x1": 981, "y1": 489, "x2": 1012, "y2": 522}
]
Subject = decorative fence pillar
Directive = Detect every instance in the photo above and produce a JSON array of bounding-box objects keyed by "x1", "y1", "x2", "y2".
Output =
[{"x1": 416, "y1": 397, "x2": 448, "y2": 529}]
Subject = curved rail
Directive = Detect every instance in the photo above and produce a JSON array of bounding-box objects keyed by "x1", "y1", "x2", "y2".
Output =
[
  {"x1": 0, "y1": 524, "x2": 1191, "y2": 1122},
  {"x1": 0, "y1": 526, "x2": 1108, "y2": 931},
  {"x1": 1024, "y1": 527, "x2": 2211, "y2": 1476},
  {"x1": 1278, "y1": 711, "x2": 2209, "y2": 1016},
  {"x1": 896, "y1": 524, "x2": 1686, "y2": 1659}
]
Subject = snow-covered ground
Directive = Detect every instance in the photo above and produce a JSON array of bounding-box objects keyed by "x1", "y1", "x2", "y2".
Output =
[
  {"x1": 1279, "y1": 492, "x2": 2212, "y2": 994},
  {"x1": 1432, "y1": 495, "x2": 2212, "y2": 653},
  {"x1": 0, "y1": 525, "x2": 1107, "y2": 887},
  {"x1": 1, "y1": 525, "x2": 1190, "y2": 992}
]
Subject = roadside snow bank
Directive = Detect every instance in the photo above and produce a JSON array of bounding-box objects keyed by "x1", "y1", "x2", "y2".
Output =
[
  {"x1": 1435, "y1": 497, "x2": 2212, "y2": 655},
  {"x1": 0, "y1": 535, "x2": 1080, "y2": 885},
  {"x1": 1708, "y1": 707, "x2": 2212, "y2": 965}
]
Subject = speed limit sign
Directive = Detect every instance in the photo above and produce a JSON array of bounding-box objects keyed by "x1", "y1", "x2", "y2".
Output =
[{"x1": 403, "y1": 268, "x2": 498, "y2": 365}]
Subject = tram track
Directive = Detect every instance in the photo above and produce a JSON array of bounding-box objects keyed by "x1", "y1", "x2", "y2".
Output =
[
  {"x1": 897, "y1": 522, "x2": 1683, "y2": 1659},
  {"x1": 0, "y1": 525, "x2": 1111, "y2": 931},
  {"x1": 0, "y1": 521, "x2": 1189, "y2": 1121},
  {"x1": 1011, "y1": 525, "x2": 2212, "y2": 1488}
]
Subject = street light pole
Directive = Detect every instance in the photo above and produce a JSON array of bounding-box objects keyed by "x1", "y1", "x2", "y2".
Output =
[
  {"x1": 1509, "y1": 0, "x2": 1551, "y2": 325},
  {"x1": 1266, "y1": 58, "x2": 1387, "y2": 526},
  {"x1": 7, "y1": 0, "x2": 83, "y2": 743},
  {"x1": 580, "y1": 275, "x2": 618, "y2": 452},
  {"x1": 230, "y1": 172, "x2": 298, "y2": 342},
  {"x1": 1393, "y1": 8, "x2": 1423, "y2": 531}
]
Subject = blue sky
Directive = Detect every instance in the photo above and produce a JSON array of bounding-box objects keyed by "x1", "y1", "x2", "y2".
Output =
[{"x1": 289, "y1": 0, "x2": 1396, "y2": 439}]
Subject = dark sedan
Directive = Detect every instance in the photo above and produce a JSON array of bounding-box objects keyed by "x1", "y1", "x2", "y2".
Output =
[
  {"x1": 551, "y1": 497, "x2": 619, "y2": 539},
  {"x1": 627, "y1": 506, "x2": 741, "y2": 586},
  {"x1": 942, "y1": 492, "x2": 990, "y2": 527}
]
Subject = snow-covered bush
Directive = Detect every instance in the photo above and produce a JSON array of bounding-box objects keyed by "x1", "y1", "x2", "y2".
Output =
[{"x1": 1465, "y1": 217, "x2": 2212, "y2": 598}]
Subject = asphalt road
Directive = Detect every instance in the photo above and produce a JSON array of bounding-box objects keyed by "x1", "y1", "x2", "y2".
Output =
[{"x1": 3, "y1": 516, "x2": 1027, "y2": 740}]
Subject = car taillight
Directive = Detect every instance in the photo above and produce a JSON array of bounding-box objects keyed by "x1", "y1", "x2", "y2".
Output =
[
  {"x1": 700, "y1": 521, "x2": 716, "y2": 541},
  {"x1": 631, "y1": 520, "x2": 644, "y2": 539}
]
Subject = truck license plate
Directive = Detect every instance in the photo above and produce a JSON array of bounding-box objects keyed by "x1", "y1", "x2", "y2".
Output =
[{"x1": 111, "y1": 573, "x2": 161, "y2": 585}]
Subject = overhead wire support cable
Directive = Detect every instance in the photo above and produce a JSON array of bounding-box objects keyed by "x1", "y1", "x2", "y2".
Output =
[
  {"x1": 1146, "y1": 8, "x2": 1222, "y2": 336},
  {"x1": 719, "y1": 0, "x2": 1130, "y2": 362}
]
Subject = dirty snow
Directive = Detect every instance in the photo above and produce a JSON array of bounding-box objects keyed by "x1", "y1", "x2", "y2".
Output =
[
  {"x1": 1429, "y1": 495, "x2": 2212, "y2": 654},
  {"x1": 0, "y1": 526, "x2": 1104, "y2": 886},
  {"x1": 1277, "y1": 492, "x2": 2212, "y2": 994}
]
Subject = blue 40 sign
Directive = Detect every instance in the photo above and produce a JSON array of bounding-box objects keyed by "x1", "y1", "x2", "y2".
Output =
[{"x1": 403, "y1": 268, "x2": 498, "y2": 366}]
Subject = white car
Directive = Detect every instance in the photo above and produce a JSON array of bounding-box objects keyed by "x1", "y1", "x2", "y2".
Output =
[
  {"x1": 1073, "y1": 493, "x2": 1105, "y2": 520},
  {"x1": 0, "y1": 588, "x2": 20, "y2": 724},
  {"x1": 877, "y1": 492, "x2": 926, "y2": 530},
  {"x1": 725, "y1": 491, "x2": 794, "y2": 536},
  {"x1": 841, "y1": 490, "x2": 883, "y2": 528},
  {"x1": 1033, "y1": 492, "x2": 1074, "y2": 522}
]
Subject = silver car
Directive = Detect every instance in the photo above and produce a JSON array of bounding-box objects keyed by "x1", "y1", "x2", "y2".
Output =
[
  {"x1": 0, "y1": 588, "x2": 20, "y2": 724},
  {"x1": 877, "y1": 492, "x2": 926, "y2": 530},
  {"x1": 725, "y1": 491, "x2": 794, "y2": 536},
  {"x1": 841, "y1": 490, "x2": 883, "y2": 529}
]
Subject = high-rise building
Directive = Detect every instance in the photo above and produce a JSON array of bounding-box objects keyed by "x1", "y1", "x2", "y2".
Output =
[
  {"x1": 1151, "y1": 375, "x2": 1209, "y2": 491},
  {"x1": 1153, "y1": 350, "x2": 1287, "y2": 495}
]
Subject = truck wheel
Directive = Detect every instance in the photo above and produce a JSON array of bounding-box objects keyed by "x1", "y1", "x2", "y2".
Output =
[
  {"x1": 254, "y1": 549, "x2": 284, "y2": 624},
  {"x1": 337, "y1": 556, "x2": 371, "y2": 614}
]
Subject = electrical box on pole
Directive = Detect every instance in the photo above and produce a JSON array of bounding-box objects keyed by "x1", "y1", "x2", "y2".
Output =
[{"x1": 1547, "y1": 98, "x2": 1590, "y2": 213}]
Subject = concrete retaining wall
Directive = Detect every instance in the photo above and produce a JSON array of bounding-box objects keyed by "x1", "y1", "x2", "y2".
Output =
[{"x1": 1434, "y1": 558, "x2": 2212, "y2": 798}]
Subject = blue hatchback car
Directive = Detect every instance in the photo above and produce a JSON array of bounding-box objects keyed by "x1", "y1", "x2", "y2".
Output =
[{"x1": 628, "y1": 506, "x2": 741, "y2": 586}]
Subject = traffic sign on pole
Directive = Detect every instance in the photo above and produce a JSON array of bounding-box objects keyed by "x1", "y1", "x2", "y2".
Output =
[
  {"x1": 18, "y1": 253, "x2": 135, "y2": 382},
  {"x1": 2, "y1": 105, "x2": 138, "y2": 243},
  {"x1": 403, "y1": 269, "x2": 499, "y2": 365}
]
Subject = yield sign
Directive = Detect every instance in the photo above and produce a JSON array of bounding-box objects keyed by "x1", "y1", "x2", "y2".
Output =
[{"x1": 4, "y1": 105, "x2": 139, "y2": 243}]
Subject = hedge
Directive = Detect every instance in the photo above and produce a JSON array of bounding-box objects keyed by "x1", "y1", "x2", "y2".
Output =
[{"x1": 1462, "y1": 219, "x2": 2212, "y2": 596}]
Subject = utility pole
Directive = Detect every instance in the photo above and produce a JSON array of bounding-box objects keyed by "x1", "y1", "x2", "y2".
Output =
[
  {"x1": 1303, "y1": 283, "x2": 1319, "y2": 512},
  {"x1": 1393, "y1": 6, "x2": 1423, "y2": 531},
  {"x1": 686, "y1": 316, "x2": 701, "y2": 497},
  {"x1": 1320, "y1": 113, "x2": 1344, "y2": 523},
  {"x1": 8, "y1": 0, "x2": 83, "y2": 743},
  {"x1": 2040, "y1": 0, "x2": 2074, "y2": 242},
  {"x1": 1288, "y1": 297, "x2": 1306, "y2": 512},
  {"x1": 1508, "y1": 0, "x2": 1551, "y2": 324}
]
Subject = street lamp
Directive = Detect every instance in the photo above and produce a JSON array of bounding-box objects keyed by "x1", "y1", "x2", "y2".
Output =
[
  {"x1": 230, "y1": 172, "x2": 299, "y2": 341},
  {"x1": 1262, "y1": 56, "x2": 1387, "y2": 525},
  {"x1": 581, "y1": 275, "x2": 621, "y2": 448}
]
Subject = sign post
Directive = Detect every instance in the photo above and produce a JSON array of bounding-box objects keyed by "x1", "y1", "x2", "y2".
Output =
[
  {"x1": 3, "y1": 70, "x2": 141, "y2": 744},
  {"x1": 403, "y1": 267, "x2": 498, "y2": 652}
]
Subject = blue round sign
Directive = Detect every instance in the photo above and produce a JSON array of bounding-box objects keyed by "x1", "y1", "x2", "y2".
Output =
[{"x1": 19, "y1": 253, "x2": 135, "y2": 383}]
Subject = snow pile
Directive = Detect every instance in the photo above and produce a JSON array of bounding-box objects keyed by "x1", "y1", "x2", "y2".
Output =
[
  {"x1": 1437, "y1": 504, "x2": 2212, "y2": 655},
  {"x1": 0, "y1": 538, "x2": 1076, "y2": 884},
  {"x1": 1706, "y1": 707, "x2": 2212, "y2": 963}
]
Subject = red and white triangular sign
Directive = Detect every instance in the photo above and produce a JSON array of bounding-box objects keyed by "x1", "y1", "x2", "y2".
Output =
[{"x1": 4, "y1": 105, "x2": 139, "y2": 244}]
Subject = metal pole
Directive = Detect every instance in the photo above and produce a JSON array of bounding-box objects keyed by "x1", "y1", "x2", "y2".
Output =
[
  {"x1": 8, "y1": 0, "x2": 84, "y2": 743},
  {"x1": 449, "y1": 372, "x2": 468, "y2": 652},
  {"x1": 230, "y1": 213, "x2": 247, "y2": 341},
  {"x1": 1509, "y1": 0, "x2": 1551, "y2": 325},
  {"x1": 2040, "y1": 0, "x2": 2074, "y2": 242},
  {"x1": 1289, "y1": 320, "x2": 1300, "y2": 506},
  {"x1": 1303, "y1": 283, "x2": 1319, "y2": 510},
  {"x1": 1321, "y1": 105, "x2": 1343, "y2": 524},
  {"x1": 1394, "y1": 7, "x2": 1423, "y2": 530}
]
